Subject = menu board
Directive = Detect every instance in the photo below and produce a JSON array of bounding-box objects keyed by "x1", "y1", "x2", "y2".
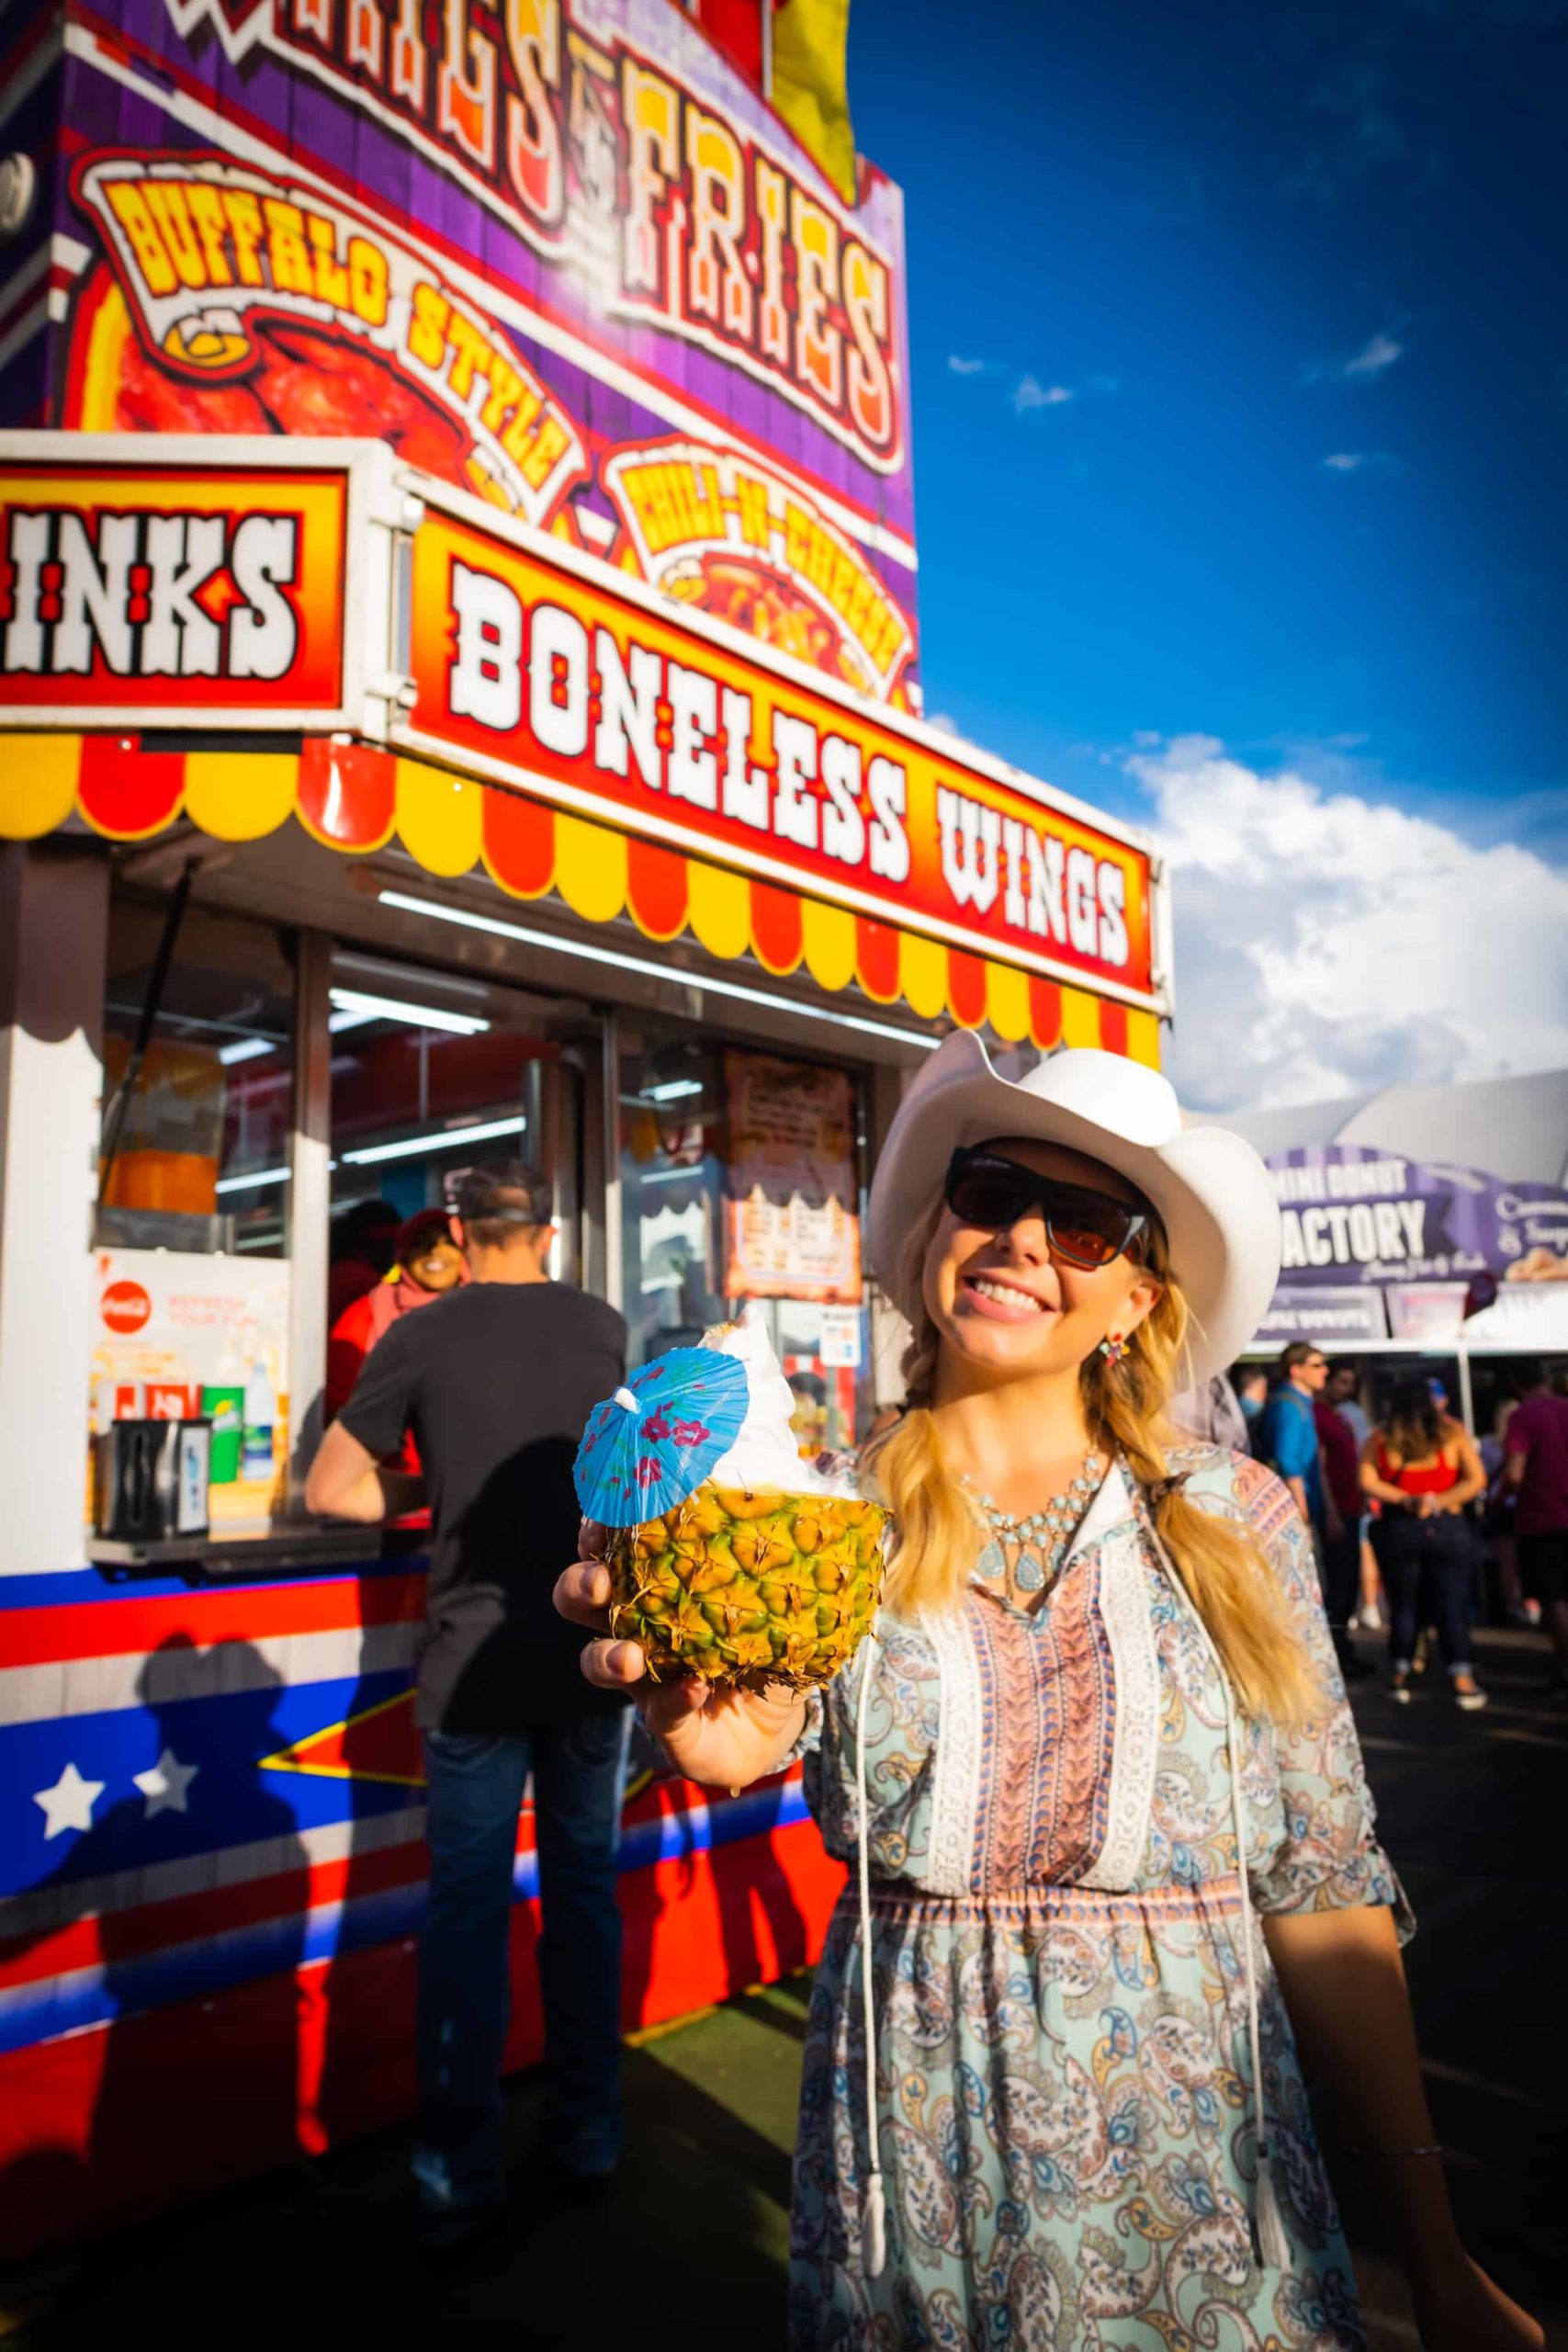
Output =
[{"x1": 722, "y1": 1052, "x2": 860, "y2": 1305}]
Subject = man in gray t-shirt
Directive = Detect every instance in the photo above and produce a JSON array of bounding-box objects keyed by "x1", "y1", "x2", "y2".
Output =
[{"x1": 308, "y1": 1161, "x2": 630, "y2": 2257}]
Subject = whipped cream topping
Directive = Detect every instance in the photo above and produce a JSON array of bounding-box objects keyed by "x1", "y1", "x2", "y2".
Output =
[{"x1": 699, "y1": 1310, "x2": 854, "y2": 1498}]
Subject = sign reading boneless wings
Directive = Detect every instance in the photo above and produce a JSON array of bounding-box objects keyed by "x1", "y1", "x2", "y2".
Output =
[{"x1": 401, "y1": 494, "x2": 1157, "y2": 1001}]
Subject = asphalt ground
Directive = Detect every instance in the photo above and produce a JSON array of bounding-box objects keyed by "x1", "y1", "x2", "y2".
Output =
[{"x1": 3, "y1": 1626, "x2": 1562, "y2": 2349}]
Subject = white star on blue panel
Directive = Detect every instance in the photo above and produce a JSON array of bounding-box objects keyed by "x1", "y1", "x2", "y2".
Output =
[{"x1": 32, "y1": 1761, "x2": 106, "y2": 1840}]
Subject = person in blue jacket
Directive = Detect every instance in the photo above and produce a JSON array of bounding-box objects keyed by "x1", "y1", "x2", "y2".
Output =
[{"x1": 1261, "y1": 1341, "x2": 1329, "y2": 1532}]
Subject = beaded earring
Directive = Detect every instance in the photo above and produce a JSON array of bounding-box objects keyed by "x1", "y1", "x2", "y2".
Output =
[{"x1": 1099, "y1": 1332, "x2": 1129, "y2": 1366}]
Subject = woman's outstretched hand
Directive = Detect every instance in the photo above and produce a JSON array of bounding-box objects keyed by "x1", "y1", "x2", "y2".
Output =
[{"x1": 555, "y1": 1527, "x2": 807, "y2": 1791}]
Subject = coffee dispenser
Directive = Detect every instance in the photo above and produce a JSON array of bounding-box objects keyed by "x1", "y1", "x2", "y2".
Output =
[{"x1": 94, "y1": 1419, "x2": 212, "y2": 1544}]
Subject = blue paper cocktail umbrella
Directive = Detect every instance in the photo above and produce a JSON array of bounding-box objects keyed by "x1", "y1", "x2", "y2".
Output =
[{"x1": 573, "y1": 1346, "x2": 749, "y2": 1526}]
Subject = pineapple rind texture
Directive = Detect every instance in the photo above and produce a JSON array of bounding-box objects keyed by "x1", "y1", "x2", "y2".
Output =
[{"x1": 605, "y1": 1487, "x2": 887, "y2": 1691}]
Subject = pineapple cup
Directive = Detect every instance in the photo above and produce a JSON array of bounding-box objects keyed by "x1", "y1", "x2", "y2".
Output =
[{"x1": 604, "y1": 1483, "x2": 888, "y2": 1692}]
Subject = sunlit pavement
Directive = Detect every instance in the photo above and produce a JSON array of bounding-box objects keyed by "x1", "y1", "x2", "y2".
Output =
[{"x1": 3, "y1": 1629, "x2": 1562, "y2": 2349}]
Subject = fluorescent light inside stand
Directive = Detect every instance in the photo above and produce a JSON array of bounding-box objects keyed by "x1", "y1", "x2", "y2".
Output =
[
  {"x1": 340, "y1": 1112, "x2": 526, "y2": 1168},
  {"x1": 328, "y1": 987, "x2": 491, "y2": 1036},
  {"x1": 376, "y1": 890, "x2": 941, "y2": 1053},
  {"x1": 216, "y1": 1165, "x2": 291, "y2": 1194},
  {"x1": 217, "y1": 1036, "x2": 277, "y2": 1068}
]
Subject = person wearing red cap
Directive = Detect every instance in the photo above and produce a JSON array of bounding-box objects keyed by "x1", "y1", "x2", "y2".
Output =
[{"x1": 324, "y1": 1208, "x2": 468, "y2": 1459}]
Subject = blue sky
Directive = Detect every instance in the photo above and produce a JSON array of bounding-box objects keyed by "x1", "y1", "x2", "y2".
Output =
[{"x1": 848, "y1": 0, "x2": 1568, "y2": 1107}]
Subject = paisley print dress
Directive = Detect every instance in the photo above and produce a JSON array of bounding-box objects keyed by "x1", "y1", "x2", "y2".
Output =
[{"x1": 788, "y1": 1447, "x2": 1411, "y2": 2352}]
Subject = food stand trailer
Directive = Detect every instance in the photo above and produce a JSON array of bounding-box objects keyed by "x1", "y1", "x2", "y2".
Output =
[{"x1": 0, "y1": 0, "x2": 1171, "y2": 2254}]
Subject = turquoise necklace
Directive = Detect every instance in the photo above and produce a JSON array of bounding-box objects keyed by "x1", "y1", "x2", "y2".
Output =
[{"x1": 960, "y1": 1449, "x2": 1106, "y2": 1595}]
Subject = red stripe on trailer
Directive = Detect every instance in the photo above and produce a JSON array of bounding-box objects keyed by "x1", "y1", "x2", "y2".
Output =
[
  {"x1": 0, "y1": 1837, "x2": 430, "y2": 1996},
  {"x1": 748, "y1": 876, "x2": 805, "y2": 974},
  {"x1": 76, "y1": 737, "x2": 186, "y2": 837},
  {"x1": 854, "y1": 915, "x2": 901, "y2": 1003},
  {"x1": 297, "y1": 736, "x2": 396, "y2": 849},
  {"x1": 1, "y1": 1574, "x2": 426, "y2": 1668},
  {"x1": 626, "y1": 833, "x2": 691, "y2": 940}
]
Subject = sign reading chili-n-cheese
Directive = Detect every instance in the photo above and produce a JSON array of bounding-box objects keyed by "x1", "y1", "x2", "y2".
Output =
[
  {"x1": 403, "y1": 503, "x2": 1155, "y2": 1001},
  {"x1": 0, "y1": 461, "x2": 347, "y2": 718}
]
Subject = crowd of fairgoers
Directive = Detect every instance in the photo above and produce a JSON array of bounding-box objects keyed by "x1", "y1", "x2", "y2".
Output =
[{"x1": 1177, "y1": 1350, "x2": 1568, "y2": 1708}]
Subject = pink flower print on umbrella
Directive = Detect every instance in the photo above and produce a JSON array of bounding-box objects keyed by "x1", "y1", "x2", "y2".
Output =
[{"x1": 573, "y1": 1346, "x2": 749, "y2": 1525}]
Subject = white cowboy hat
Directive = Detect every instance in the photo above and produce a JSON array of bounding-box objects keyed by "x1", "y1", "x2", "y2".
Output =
[{"x1": 868, "y1": 1034, "x2": 1280, "y2": 1389}]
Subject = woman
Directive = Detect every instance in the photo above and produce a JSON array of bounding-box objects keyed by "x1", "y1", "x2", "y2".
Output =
[
  {"x1": 558, "y1": 1036, "x2": 1537, "y2": 2351},
  {"x1": 325, "y1": 1207, "x2": 467, "y2": 1450},
  {"x1": 1359, "y1": 1379, "x2": 1488, "y2": 1710}
]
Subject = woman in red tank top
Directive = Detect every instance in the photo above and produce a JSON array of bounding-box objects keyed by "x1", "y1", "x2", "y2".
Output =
[
  {"x1": 1373, "y1": 1439, "x2": 1461, "y2": 1496},
  {"x1": 1361, "y1": 1377, "x2": 1487, "y2": 1707},
  {"x1": 325, "y1": 1210, "x2": 468, "y2": 1494}
]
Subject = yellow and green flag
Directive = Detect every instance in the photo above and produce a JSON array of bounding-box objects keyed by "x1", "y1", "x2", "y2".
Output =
[{"x1": 771, "y1": 0, "x2": 857, "y2": 207}]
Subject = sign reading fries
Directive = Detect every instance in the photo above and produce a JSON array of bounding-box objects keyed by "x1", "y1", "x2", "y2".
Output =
[
  {"x1": 403, "y1": 493, "x2": 1156, "y2": 1001},
  {"x1": 119, "y1": 0, "x2": 905, "y2": 475}
]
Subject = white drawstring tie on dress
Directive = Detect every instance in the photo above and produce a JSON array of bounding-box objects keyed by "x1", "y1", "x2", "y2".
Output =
[{"x1": 852, "y1": 1631, "x2": 886, "y2": 2278}]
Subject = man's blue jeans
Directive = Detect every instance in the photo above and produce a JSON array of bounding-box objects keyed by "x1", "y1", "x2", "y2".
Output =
[{"x1": 412, "y1": 1711, "x2": 631, "y2": 2217}]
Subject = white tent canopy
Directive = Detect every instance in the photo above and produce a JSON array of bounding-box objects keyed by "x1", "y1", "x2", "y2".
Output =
[{"x1": 1219, "y1": 1069, "x2": 1568, "y2": 1189}]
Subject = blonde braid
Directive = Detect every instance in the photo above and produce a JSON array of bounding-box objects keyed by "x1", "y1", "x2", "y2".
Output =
[
  {"x1": 1083, "y1": 1267, "x2": 1320, "y2": 1722},
  {"x1": 862, "y1": 1204, "x2": 982, "y2": 1606}
]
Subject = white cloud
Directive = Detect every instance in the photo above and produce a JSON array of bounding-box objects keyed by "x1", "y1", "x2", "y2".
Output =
[
  {"x1": 958, "y1": 369, "x2": 1119, "y2": 416},
  {"x1": 1130, "y1": 736, "x2": 1568, "y2": 1114},
  {"x1": 1303, "y1": 329, "x2": 1404, "y2": 386},
  {"x1": 921, "y1": 711, "x2": 987, "y2": 752},
  {"x1": 1343, "y1": 329, "x2": 1403, "y2": 379},
  {"x1": 1322, "y1": 449, "x2": 1399, "y2": 472},
  {"x1": 1014, "y1": 376, "x2": 1073, "y2": 414}
]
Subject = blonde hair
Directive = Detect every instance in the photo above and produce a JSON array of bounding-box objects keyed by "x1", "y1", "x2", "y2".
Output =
[{"x1": 863, "y1": 1201, "x2": 1321, "y2": 1726}]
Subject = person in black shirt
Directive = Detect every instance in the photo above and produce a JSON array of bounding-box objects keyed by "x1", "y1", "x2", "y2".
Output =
[{"x1": 306, "y1": 1160, "x2": 630, "y2": 2256}]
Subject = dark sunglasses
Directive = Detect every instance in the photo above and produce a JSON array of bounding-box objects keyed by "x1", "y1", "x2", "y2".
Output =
[{"x1": 943, "y1": 1147, "x2": 1152, "y2": 1271}]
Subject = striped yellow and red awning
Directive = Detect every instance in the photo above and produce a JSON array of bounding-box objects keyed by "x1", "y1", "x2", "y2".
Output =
[{"x1": 6, "y1": 733, "x2": 1160, "y2": 1063}]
